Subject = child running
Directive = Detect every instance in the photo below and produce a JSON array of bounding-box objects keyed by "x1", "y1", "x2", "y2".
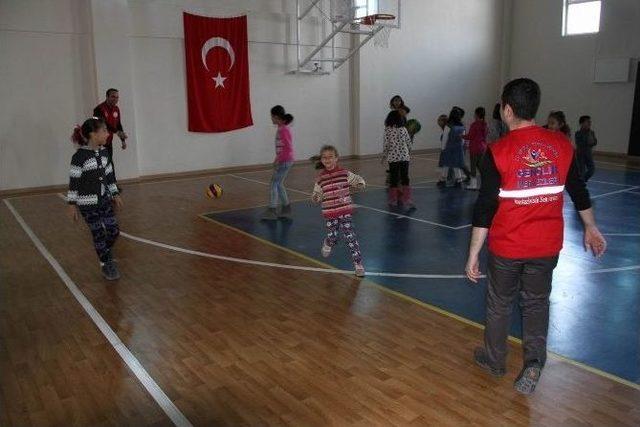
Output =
[
  {"x1": 262, "y1": 105, "x2": 295, "y2": 220},
  {"x1": 67, "y1": 117, "x2": 123, "y2": 280},
  {"x1": 311, "y1": 145, "x2": 366, "y2": 277}
]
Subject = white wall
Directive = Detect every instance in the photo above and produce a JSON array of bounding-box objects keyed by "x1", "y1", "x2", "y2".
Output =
[
  {"x1": 0, "y1": 0, "x2": 351, "y2": 190},
  {"x1": 509, "y1": 0, "x2": 640, "y2": 154},
  {"x1": 0, "y1": 0, "x2": 96, "y2": 190},
  {"x1": 358, "y1": 0, "x2": 506, "y2": 155}
]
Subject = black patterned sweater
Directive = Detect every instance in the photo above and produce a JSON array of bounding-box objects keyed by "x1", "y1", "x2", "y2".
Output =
[{"x1": 67, "y1": 146, "x2": 119, "y2": 207}]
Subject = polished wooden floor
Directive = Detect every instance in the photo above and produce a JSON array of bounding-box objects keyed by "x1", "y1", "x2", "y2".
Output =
[{"x1": 2, "y1": 154, "x2": 639, "y2": 426}]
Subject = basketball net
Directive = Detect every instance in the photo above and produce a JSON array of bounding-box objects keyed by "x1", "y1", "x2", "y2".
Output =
[{"x1": 359, "y1": 14, "x2": 394, "y2": 48}]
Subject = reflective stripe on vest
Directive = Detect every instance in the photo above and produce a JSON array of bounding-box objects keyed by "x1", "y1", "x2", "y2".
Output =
[{"x1": 498, "y1": 185, "x2": 565, "y2": 199}]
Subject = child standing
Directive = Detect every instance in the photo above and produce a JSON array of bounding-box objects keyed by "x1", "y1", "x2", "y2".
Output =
[
  {"x1": 439, "y1": 106, "x2": 466, "y2": 187},
  {"x1": 311, "y1": 145, "x2": 366, "y2": 277},
  {"x1": 546, "y1": 110, "x2": 571, "y2": 138},
  {"x1": 68, "y1": 117, "x2": 123, "y2": 280},
  {"x1": 575, "y1": 115, "x2": 597, "y2": 181},
  {"x1": 463, "y1": 107, "x2": 489, "y2": 190},
  {"x1": 383, "y1": 110, "x2": 415, "y2": 210},
  {"x1": 262, "y1": 105, "x2": 295, "y2": 220}
]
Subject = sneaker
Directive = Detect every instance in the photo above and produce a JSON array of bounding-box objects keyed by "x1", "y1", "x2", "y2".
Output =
[
  {"x1": 101, "y1": 261, "x2": 120, "y2": 281},
  {"x1": 473, "y1": 347, "x2": 506, "y2": 377},
  {"x1": 260, "y1": 207, "x2": 278, "y2": 221},
  {"x1": 436, "y1": 180, "x2": 446, "y2": 188},
  {"x1": 278, "y1": 204, "x2": 292, "y2": 219},
  {"x1": 513, "y1": 362, "x2": 542, "y2": 395},
  {"x1": 321, "y1": 239, "x2": 332, "y2": 258},
  {"x1": 354, "y1": 262, "x2": 365, "y2": 277}
]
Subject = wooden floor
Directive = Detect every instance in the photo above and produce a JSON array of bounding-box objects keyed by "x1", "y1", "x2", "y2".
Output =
[{"x1": 2, "y1": 154, "x2": 639, "y2": 426}]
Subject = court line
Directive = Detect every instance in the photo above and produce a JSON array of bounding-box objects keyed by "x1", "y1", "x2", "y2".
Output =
[
  {"x1": 3, "y1": 199, "x2": 193, "y2": 427},
  {"x1": 589, "y1": 179, "x2": 638, "y2": 187},
  {"x1": 196, "y1": 214, "x2": 640, "y2": 391},
  {"x1": 591, "y1": 186, "x2": 640, "y2": 199},
  {"x1": 120, "y1": 230, "x2": 472, "y2": 279},
  {"x1": 595, "y1": 160, "x2": 640, "y2": 171},
  {"x1": 227, "y1": 174, "x2": 471, "y2": 230}
]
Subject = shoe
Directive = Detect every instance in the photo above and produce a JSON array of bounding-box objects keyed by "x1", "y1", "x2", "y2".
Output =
[
  {"x1": 354, "y1": 262, "x2": 365, "y2": 277},
  {"x1": 261, "y1": 207, "x2": 278, "y2": 221},
  {"x1": 513, "y1": 362, "x2": 542, "y2": 395},
  {"x1": 278, "y1": 204, "x2": 292, "y2": 219},
  {"x1": 466, "y1": 177, "x2": 478, "y2": 190},
  {"x1": 388, "y1": 187, "x2": 399, "y2": 208},
  {"x1": 321, "y1": 239, "x2": 332, "y2": 258},
  {"x1": 473, "y1": 347, "x2": 506, "y2": 377},
  {"x1": 436, "y1": 180, "x2": 446, "y2": 188},
  {"x1": 101, "y1": 261, "x2": 120, "y2": 281}
]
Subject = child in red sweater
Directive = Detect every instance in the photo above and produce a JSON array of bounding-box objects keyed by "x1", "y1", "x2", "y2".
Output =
[{"x1": 312, "y1": 145, "x2": 366, "y2": 277}]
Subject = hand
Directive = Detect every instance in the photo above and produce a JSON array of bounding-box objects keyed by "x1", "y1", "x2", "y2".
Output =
[
  {"x1": 113, "y1": 195, "x2": 124, "y2": 209},
  {"x1": 68, "y1": 205, "x2": 79, "y2": 222},
  {"x1": 465, "y1": 253, "x2": 482, "y2": 283},
  {"x1": 121, "y1": 141, "x2": 127, "y2": 150},
  {"x1": 584, "y1": 225, "x2": 606, "y2": 257},
  {"x1": 312, "y1": 194, "x2": 322, "y2": 203},
  {"x1": 117, "y1": 131, "x2": 128, "y2": 141}
]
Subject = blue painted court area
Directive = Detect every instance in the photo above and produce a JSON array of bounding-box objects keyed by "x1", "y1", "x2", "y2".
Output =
[{"x1": 206, "y1": 168, "x2": 640, "y2": 384}]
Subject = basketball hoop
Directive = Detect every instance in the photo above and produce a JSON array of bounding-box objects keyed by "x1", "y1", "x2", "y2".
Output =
[{"x1": 359, "y1": 13, "x2": 395, "y2": 48}]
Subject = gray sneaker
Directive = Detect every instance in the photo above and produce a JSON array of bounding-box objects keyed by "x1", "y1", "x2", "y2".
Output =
[
  {"x1": 261, "y1": 207, "x2": 278, "y2": 221},
  {"x1": 513, "y1": 362, "x2": 542, "y2": 395},
  {"x1": 101, "y1": 261, "x2": 120, "y2": 281}
]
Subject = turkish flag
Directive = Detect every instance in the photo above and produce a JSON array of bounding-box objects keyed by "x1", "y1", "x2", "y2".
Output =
[{"x1": 184, "y1": 13, "x2": 253, "y2": 132}]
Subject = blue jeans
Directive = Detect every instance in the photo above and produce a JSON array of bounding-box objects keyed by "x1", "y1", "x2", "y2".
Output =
[{"x1": 269, "y1": 162, "x2": 292, "y2": 208}]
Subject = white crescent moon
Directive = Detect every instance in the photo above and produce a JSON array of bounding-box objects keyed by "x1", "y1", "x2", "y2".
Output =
[{"x1": 201, "y1": 37, "x2": 235, "y2": 72}]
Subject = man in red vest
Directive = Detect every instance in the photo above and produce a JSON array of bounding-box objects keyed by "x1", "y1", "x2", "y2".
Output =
[
  {"x1": 94, "y1": 88, "x2": 128, "y2": 182},
  {"x1": 465, "y1": 78, "x2": 606, "y2": 394}
]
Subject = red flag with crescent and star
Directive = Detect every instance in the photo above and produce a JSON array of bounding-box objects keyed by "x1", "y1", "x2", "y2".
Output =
[{"x1": 184, "y1": 12, "x2": 253, "y2": 132}]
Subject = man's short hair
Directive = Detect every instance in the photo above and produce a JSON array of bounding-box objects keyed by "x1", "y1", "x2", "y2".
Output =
[
  {"x1": 501, "y1": 78, "x2": 541, "y2": 121},
  {"x1": 579, "y1": 115, "x2": 591, "y2": 124},
  {"x1": 106, "y1": 88, "x2": 119, "y2": 97}
]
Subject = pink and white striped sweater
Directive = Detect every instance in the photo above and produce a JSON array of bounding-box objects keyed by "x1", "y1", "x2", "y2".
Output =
[{"x1": 312, "y1": 166, "x2": 365, "y2": 219}]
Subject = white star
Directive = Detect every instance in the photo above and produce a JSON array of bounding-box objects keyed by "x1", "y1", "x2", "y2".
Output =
[{"x1": 212, "y1": 72, "x2": 227, "y2": 88}]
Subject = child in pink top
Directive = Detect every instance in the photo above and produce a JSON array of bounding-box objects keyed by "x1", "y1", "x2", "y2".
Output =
[
  {"x1": 463, "y1": 107, "x2": 488, "y2": 190},
  {"x1": 262, "y1": 105, "x2": 295, "y2": 220}
]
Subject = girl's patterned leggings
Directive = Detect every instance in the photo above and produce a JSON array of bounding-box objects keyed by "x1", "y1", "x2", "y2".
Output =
[{"x1": 325, "y1": 214, "x2": 362, "y2": 264}]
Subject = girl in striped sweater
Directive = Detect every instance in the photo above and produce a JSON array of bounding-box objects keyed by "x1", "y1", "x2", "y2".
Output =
[{"x1": 311, "y1": 145, "x2": 366, "y2": 277}]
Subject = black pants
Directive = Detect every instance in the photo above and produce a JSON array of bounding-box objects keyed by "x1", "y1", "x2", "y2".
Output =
[
  {"x1": 576, "y1": 149, "x2": 595, "y2": 182},
  {"x1": 470, "y1": 153, "x2": 484, "y2": 177},
  {"x1": 388, "y1": 161, "x2": 409, "y2": 187},
  {"x1": 484, "y1": 253, "x2": 559, "y2": 369},
  {"x1": 79, "y1": 197, "x2": 120, "y2": 263}
]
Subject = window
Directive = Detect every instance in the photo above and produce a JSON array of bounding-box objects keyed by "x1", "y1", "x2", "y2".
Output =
[{"x1": 562, "y1": 0, "x2": 601, "y2": 36}]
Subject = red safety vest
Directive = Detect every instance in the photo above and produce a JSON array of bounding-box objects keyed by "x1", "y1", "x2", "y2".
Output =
[{"x1": 489, "y1": 125, "x2": 575, "y2": 258}]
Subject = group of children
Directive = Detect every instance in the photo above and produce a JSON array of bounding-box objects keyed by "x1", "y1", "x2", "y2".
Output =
[{"x1": 67, "y1": 99, "x2": 598, "y2": 281}]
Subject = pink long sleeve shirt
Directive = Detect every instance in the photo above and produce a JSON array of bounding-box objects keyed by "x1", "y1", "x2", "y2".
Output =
[{"x1": 275, "y1": 124, "x2": 295, "y2": 163}]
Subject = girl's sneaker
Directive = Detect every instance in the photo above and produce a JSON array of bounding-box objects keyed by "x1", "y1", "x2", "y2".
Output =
[
  {"x1": 261, "y1": 207, "x2": 278, "y2": 221},
  {"x1": 321, "y1": 239, "x2": 332, "y2": 257},
  {"x1": 354, "y1": 262, "x2": 365, "y2": 277}
]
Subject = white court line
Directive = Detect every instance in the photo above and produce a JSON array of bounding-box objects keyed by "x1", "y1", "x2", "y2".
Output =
[
  {"x1": 591, "y1": 186, "x2": 640, "y2": 199},
  {"x1": 121, "y1": 231, "x2": 472, "y2": 279},
  {"x1": 3, "y1": 199, "x2": 193, "y2": 427},
  {"x1": 589, "y1": 179, "x2": 638, "y2": 188},
  {"x1": 228, "y1": 174, "x2": 470, "y2": 230}
]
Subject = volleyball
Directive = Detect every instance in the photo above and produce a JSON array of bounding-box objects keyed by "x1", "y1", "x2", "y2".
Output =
[
  {"x1": 206, "y1": 183, "x2": 223, "y2": 199},
  {"x1": 406, "y1": 119, "x2": 422, "y2": 137}
]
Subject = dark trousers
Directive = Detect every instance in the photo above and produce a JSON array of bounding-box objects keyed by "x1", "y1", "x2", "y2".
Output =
[
  {"x1": 80, "y1": 197, "x2": 120, "y2": 263},
  {"x1": 576, "y1": 150, "x2": 595, "y2": 182},
  {"x1": 484, "y1": 253, "x2": 559, "y2": 369},
  {"x1": 388, "y1": 161, "x2": 409, "y2": 187},
  {"x1": 470, "y1": 153, "x2": 484, "y2": 177}
]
